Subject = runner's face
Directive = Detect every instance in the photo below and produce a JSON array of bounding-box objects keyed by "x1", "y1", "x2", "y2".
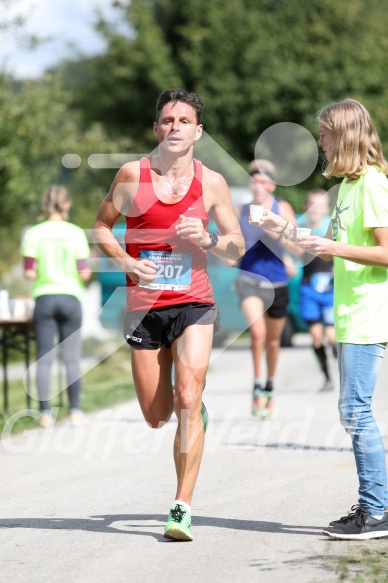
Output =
[
  {"x1": 249, "y1": 173, "x2": 275, "y2": 203},
  {"x1": 153, "y1": 102, "x2": 203, "y2": 154}
]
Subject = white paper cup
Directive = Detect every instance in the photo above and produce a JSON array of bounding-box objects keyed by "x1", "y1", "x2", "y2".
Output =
[
  {"x1": 296, "y1": 227, "x2": 312, "y2": 238},
  {"x1": 250, "y1": 205, "x2": 264, "y2": 222}
]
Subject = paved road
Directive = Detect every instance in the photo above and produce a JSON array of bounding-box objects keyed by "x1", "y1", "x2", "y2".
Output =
[{"x1": 1, "y1": 334, "x2": 388, "y2": 582}]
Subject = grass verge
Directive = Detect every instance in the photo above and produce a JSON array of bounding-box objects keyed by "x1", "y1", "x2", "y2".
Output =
[
  {"x1": 327, "y1": 546, "x2": 388, "y2": 582},
  {"x1": 0, "y1": 345, "x2": 135, "y2": 435}
]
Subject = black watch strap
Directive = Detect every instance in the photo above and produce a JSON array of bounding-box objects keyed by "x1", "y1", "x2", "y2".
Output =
[{"x1": 201, "y1": 232, "x2": 219, "y2": 249}]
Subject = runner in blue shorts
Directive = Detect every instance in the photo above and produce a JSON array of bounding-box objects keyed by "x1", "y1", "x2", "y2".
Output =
[{"x1": 299, "y1": 190, "x2": 337, "y2": 391}]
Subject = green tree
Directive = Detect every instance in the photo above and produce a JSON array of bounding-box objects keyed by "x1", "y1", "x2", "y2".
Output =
[
  {"x1": 66, "y1": 0, "x2": 180, "y2": 151},
  {"x1": 68, "y1": 0, "x2": 388, "y2": 170},
  {"x1": 0, "y1": 70, "x2": 128, "y2": 276}
]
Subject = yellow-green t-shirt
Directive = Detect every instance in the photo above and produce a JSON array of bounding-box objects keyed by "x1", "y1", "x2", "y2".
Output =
[
  {"x1": 22, "y1": 221, "x2": 90, "y2": 301},
  {"x1": 332, "y1": 166, "x2": 388, "y2": 343}
]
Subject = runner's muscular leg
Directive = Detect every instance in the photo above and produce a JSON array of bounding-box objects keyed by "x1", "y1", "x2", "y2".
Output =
[
  {"x1": 131, "y1": 345, "x2": 174, "y2": 428},
  {"x1": 264, "y1": 315, "x2": 286, "y2": 378},
  {"x1": 241, "y1": 296, "x2": 266, "y2": 379},
  {"x1": 171, "y1": 323, "x2": 213, "y2": 505}
]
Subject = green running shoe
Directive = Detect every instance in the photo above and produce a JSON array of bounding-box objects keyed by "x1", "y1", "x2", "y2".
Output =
[
  {"x1": 164, "y1": 504, "x2": 193, "y2": 541},
  {"x1": 260, "y1": 390, "x2": 276, "y2": 420},
  {"x1": 252, "y1": 383, "x2": 262, "y2": 416},
  {"x1": 201, "y1": 401, "x2": 208, "y2": 433}
]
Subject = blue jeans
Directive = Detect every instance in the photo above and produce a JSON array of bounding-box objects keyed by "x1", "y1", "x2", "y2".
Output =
[{"x1": 338, "y1": 343, "x2": 388, "y2": 514}]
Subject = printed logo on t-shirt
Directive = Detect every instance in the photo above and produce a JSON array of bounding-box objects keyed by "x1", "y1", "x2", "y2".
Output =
[{"x1": 331, "y1": 201, "x2": 350, "y2": 241}]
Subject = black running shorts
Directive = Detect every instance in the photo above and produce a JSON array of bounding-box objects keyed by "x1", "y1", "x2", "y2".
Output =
[
  {"x1": 236, "y1": 276, "x2": 289, "y2": 319},
  {"x1": 123, "y1": 302, "x2": 220, "y2": 349}
]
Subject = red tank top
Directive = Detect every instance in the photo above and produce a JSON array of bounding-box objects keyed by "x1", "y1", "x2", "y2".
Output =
[{"x1": 125, "y1": 156, "x2": 215, "y2": 311}]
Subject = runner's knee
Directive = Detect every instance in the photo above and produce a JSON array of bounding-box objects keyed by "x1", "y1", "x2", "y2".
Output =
[{"x1": 174, "y1": 385, "x2": 201, "y2": 413}]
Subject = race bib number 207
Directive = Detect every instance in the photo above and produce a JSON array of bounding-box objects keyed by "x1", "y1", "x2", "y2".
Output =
[{"x1": 139, "y1": 250, "x2": 192, "y2": 291}]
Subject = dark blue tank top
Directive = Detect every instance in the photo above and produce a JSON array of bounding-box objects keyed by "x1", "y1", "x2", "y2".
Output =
[{"x1": 238, "y1": 199, "x2": 288, "y2": 284}]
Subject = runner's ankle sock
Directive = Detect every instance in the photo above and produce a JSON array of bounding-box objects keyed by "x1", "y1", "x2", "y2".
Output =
[
  {"x1": 313, "y1": 346, "x2": 330, "y2": 380},
  {"x1": 264, "y1": 378, "x2": 273, "y2": 392},
  {"x1": 174, "y1": 500, "x2": 191, "y2": 513}
]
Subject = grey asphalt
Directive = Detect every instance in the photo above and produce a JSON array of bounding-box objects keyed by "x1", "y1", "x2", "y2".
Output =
[{"x1": 1, "y1": 334, "x2": 388, "y2": 582}]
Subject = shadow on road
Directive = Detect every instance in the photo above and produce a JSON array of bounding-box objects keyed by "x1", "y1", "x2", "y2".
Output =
[{"x1": 0, "y1": 514, "x2": 323, "y2": 542}]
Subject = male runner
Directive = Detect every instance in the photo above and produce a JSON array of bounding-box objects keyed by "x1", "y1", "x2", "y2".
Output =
[{"x1": 93, "y1": 88, "x2": 244, "y2": 541}]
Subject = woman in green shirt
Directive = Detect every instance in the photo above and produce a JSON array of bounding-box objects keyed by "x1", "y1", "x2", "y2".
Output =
[
  {"x1": 23, "y1": 185, "x2": 91, "y2": 426},
  {"x1": 256, "y1": 99, "x2": 388, "y2": 540}
]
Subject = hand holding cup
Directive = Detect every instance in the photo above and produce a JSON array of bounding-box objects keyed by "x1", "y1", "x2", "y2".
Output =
[
  {"x1": 249, "y1": 205, "x2": 264, "y2": 222},
  {"x1": 296, "y1": 227, "x2": 312, "y2": 238}
]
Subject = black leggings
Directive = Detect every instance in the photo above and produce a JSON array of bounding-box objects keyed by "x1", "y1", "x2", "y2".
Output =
[{"x1": 33, "y1": 294, "x2": 83, "y2": 412}]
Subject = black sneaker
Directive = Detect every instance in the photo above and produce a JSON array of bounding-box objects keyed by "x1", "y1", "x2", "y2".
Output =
[
  {"x1": 330, "y1": 504, "x2": 388, "y2": 526},
  {"x1": 329, "y1": 504, "x2": 360, "y2": 526},
  {"x1": 323, "y1": 507, "x2": 388, "y2": 540}
]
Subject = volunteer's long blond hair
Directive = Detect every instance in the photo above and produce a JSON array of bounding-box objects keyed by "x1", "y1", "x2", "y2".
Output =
[{"x1": 317, "y1": 98, "x2": 388, "y2": 181}]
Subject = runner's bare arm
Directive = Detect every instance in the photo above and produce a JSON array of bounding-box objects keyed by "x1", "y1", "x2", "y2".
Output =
[
  {"x1": 180, "y1": 168, "x2": 245, "y2": 264},
  {"x1": 92, "y1": 163, "x2": 157, "y2": 284}
]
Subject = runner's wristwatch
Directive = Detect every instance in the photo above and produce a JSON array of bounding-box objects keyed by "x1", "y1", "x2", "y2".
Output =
[{"x1": 201, "y1": 232, "x2": 219, "y2": 249}]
